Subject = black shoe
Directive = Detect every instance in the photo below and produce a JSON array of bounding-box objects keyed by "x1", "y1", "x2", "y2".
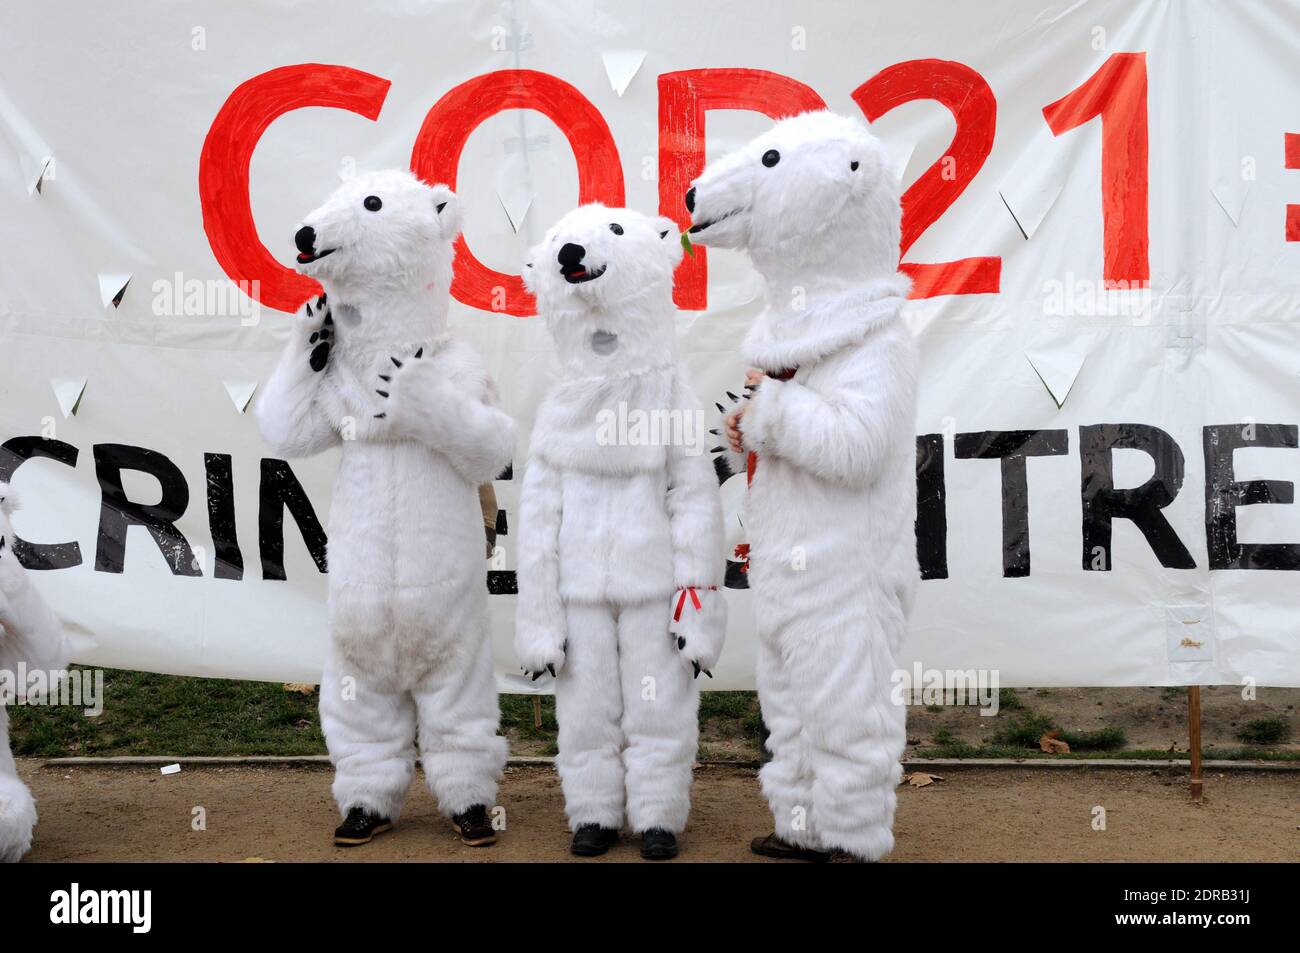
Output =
[
  {"x1": 450, "y1": 804, "x2": 497, "y2": 846},
  {"x1": 749, "y1": 832, "x2": 832, "y2": 862},
  {"x1": 570, "y1": 823, "x2": 619, "y2": 857},
  {"x1": 640, "y1": 827, "x2": 679, "y2": 860},
  {"x1": 333, "y1": 807, "x2": 392, "y2": 846}
]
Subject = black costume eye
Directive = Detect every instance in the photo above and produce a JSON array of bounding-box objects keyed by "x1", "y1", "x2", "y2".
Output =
[
  {"x1": 762, "y1": 149, "x2": 780, "y2": 168},
  {"x1": 609, "y1": 223, "x2": 624, "y2": 235},
  {"x1": 363, "y1": 195, "x2": 382, "y2": 212}
]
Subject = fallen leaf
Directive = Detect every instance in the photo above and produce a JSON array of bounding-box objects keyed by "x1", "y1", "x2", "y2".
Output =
[
  {"x1": 901, "y1": 772, "x2": 945, "y2": 788},
  {"x1": 1039, "y1": 729, "x2": 1070, "y2": 754},
  {"x1": 282, "y1": 682, "x2": 317, "y2": 695}
]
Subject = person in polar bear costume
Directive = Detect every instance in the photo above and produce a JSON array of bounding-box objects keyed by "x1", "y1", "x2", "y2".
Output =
[
  {"x1": 0, "y1": 484, "x2": 68, "y2": 862},
  {"x1": 515, "y1": 204, "x2": 726, "y2": 860},
  {"x1": 687, "y1": 111, "x2": 919, "y2": 862},
  {"x1": 255, "y1": 170, "x2": 515, "y2": 848}
]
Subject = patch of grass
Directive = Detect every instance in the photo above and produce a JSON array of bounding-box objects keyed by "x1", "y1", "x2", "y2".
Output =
[
  {"x1": 1236, "y1": 718, "x2": 1291, "y2": 745},
  {"x1": 9, "y1": 666, "x2": 325, "y2": 757},
  {"x1": 997, "y1": 688, "x2": 1024, "y2": 711},
  {"x1": 1059, "y1": 726, "x2": 1127, "y2": 751},
  {"x1": 931, "y1": 728, "x2": 957, "y2": 746},
  {"x1": 499, "y1": 693, "x2": 557, "y2": 740},
  {"x1": 990, "y1": 713, "x2": 1055, "y2": 748},
  {"x1": 1161, "y1": 686, "x2": 1187, "y2": 702}
]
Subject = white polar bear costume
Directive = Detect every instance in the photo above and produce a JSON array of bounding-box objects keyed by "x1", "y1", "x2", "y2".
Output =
[
  {"x1": 688, "y1": 111, "x2": 918, "y2": 861},
  {"x1": 515, "y1": 205, "x2": 726, "y2": 840},
  {"x1": 256, "y1": 170, "x2": 515, "y2": 826},
  {"x1": 0, "y1": 484, "x2": 67, "y2": 862}
]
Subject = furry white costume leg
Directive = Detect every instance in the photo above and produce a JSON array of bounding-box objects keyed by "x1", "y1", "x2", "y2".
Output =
[
  {"x1": 755, "y1": 634, "x2": 820, "y2": 850},
  {"x1": 689, "y1": 112, "x2": 919, "y2": 861},
  {"x1": 617, "y1": 598, "x2": 699, "y2": 835},
  {"x1": 554, "y1": 601, "x2": 625, "y2": 830},
  {"x1": 319, "y1": 657, "x2": 417, "y2": 822},
  {"x1": 414, "y1": 625, "x2": 506, "y2": 816},
  {"x1": 516, "y1": 205, "x2": 726, "y2": 856},
  {"x1": 0, "y1": 708, "x2": 37, "y2": 863},
  {"x1": 0, "y1": 484, "x2": 67, "y2": 861}
]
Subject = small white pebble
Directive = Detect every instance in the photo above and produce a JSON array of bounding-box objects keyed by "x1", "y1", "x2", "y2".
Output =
[{"x1": 160, "y1": 763, "x2": 181, "y2": 776}]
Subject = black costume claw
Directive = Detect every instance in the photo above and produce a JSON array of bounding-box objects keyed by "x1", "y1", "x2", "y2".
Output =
[
  {"x1": 376, "y1": 390, "x2": 389, "y2": 398},
  {"x1": 391, "y1": 356, "x2": 403, "y2": 368},
  {"x1": 414, "y1": 347, "x2": 423, "y2": 359},
  {"x1": 692, "y1": 661, "x2": 701, "y2": 678},
  {"x1": 531, "y1": 670, "x2": 543, "y2": 681},
  {"x1": 726, "y1": 391, "x2": 738, "y2": 401},
  {"x1": 703, "y1": 669, "x2": 713, "y2": 678},
  {"x1": 715, "y1": 402, "x2": 726, "y2": 413},
  {"x1": 546, "y1": 663, "x2": 556, "y2": 677},
  {"x1": 373, "y1": 412, "x2": 386, "y2": 419},
  {"x1": 305, "y1": 303, "x2": 313, "y2": 317},
  {"x1": 709, "y1": 428, "x2": 719, "y2": 435},
  {"x1": 677, "y1": 636, "x2": 685, "y2": 650},
  {"x1": 378, "y1": 374, "x2": 390, "y2": 382},
  {"x1": 710, "y1": 446, "x2": 725, "y2": 454}
]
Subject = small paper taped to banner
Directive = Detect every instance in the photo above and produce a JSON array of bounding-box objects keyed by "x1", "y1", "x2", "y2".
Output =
[
  {"x1": 98, "y1": 272, "x2": 132, "y2": 309},
  {"x1": 497, "y1": 182, "x2": 533, "y2": 234},
  {"x1": 223, "y1": 380, "x2": 258, "y2": 414},
  {"x1": 50, "y1": 377, "x2": 87, "y2": 419},
  {"x1": 22, "y1": 153, "x2": 54, "y2": 195},
  {"x1": 601, "y1": 50, "x2": 646, "y2": 97},
  {"x1": 1024, "y1": 345, "x2": 1088, "y2": 409}
]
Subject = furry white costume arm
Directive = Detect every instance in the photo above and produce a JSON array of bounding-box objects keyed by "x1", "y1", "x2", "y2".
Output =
[
  {"x1": 255, "y1": 299, "x2": 340, "y2": 458},
  {"x1": 513, "y1": 457, "x2": 566, "y2": 677},
  {"x1": 740, "y1": 343, "x2": 912, "y2": 490},
  {"x1": 665, "y1": 396, "x2": 728, "y2": 676},
  {"x1": 0, "y1": 488, "x2": 67, "y2": 688},
  {"x1": 378, "y1": 348, "x2": 516, "y2": 485}
]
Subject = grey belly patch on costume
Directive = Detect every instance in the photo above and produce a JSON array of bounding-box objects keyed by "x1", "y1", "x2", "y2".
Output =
[
  {"x1": 334, "y1": 303, "x2": 362, "y2": 327},
  {"x1": 590, "y1": 329, "x2": 619, "y2": 355}
]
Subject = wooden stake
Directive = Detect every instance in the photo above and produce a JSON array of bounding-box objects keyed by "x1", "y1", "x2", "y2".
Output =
[
  {"x1": 1188, "y1": 685, "x2": 1203, "y2": 801},
  {"x1": 533, "y1": 695, "x2": 543, "y2": 730}
]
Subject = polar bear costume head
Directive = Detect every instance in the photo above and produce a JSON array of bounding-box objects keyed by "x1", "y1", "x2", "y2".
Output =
[
  {"x1": 686, "y1": 111, "x2": 901, "y2": 295},
  {"x1": 524, "y1": 204, "x2": 683, "y2": 378},
  {"x1": 292, "y1": 169, "x2": 461, "y2": 346}
]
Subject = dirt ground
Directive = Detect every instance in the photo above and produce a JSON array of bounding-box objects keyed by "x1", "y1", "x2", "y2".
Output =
[
  {"x1": 18, "y1": 760, "x2": 1299, "y2": 862},
  {"x1": 903, "y1": 685, "x2": 1300, "y2": 755}
]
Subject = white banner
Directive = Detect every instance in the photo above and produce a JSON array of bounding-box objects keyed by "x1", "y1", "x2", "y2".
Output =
[{"x1": 2, "y1": 0, "x2": 1298, "y2": 688}]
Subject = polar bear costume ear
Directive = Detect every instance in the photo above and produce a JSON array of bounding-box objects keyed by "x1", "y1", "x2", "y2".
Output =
[
  {"x1": 654, "y1": 215, "x2": 685, "y2": 268},
  {"x1": 428, "y1": 184, "x2": 463, "y2": 239}
]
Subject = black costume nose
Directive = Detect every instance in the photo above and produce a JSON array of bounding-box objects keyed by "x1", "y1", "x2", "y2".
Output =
[
  {"x1": 684, "y1": 187, "x2": 696, "y2": 213},
  {"x1": 295, "y1": 225, "x2": 317, "y2": 256},
  {"x1": 558, "y1": 242, "x2": 586, "y2": 267}
]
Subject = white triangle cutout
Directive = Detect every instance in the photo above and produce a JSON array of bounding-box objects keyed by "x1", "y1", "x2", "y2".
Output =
[
  {"x1": 497, "y1": 184, "x2": 534, "y2": 234},
  {"x1": 50, "y1": 377, "x2": 87, "y2": 419},
  {"x1": 223, "y1": 380, "x2": 258, "y2": 414},
  {"x1": 601, "y1": 50, "x2": 646, "y2": 97},
  {"x1": 98, "y1": 272, "x2": 132, "y2": 309},
  {"x1": 1024, "y1": 347, "x2": 1088, "y2": 409},
  {"x1": 22, "y1": 154, "x2": 53, "y2": 195}
]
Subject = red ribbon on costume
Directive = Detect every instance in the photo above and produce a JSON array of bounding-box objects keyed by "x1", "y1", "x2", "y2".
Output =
[{"x1": 673, "y1": 586, "x2": 716, "y2": 622}]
